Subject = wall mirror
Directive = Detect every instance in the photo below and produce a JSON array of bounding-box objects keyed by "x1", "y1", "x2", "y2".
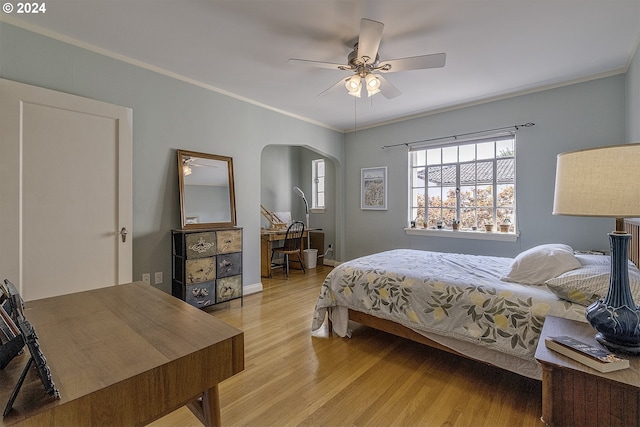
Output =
[{"x1": 177, "y1": 149, "x2": 237, "y2": 229}]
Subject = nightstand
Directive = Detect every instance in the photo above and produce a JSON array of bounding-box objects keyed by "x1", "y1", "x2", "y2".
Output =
[{"x1": 535, "y1": 315, "x2": 640, "y2": 427}]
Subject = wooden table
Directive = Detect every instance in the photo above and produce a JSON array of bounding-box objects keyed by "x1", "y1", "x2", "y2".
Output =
[
  {"x1": 535, "y1": 315, "x2": 640, "y2": 427},
  {"x1": 0, "y1": 282, "x2": 244, "y2": 426}
]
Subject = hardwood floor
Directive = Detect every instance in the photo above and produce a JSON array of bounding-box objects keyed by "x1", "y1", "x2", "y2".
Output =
[{"x1": 151, "y1": 265, "x2": 543, "y2": 427}]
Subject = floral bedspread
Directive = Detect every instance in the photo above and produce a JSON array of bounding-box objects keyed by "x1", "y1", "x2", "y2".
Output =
[{"x1": 312, "y1": 249, "x2": 586, "y2": 360}]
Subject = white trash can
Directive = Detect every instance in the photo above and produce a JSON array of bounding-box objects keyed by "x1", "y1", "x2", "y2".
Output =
[{"x1": 303, "y1": 249, "x2": 318, "y2": 269}]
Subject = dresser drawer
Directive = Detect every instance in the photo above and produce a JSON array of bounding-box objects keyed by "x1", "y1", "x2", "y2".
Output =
[
  {"x1": 216, "y1": 229, "x2": 242, "y2": 254},
  {"x1": 186, "y1": 257, "x2": 216, "y2": 284},
  {"x1": 185, "y1": 281, "x2": 215, "y2": 308},
  {"x1": 217, "y1": 275, "x2": 242, "y2": 303},
  {"x1": 173, "y1": 227, "x2": 243, "y2": 309},
  {"x1": 217, "y1": 252, "x2": 242, "y2": 278},
  {"x1": 186, "y1": 232, "x2": 216, "y2": 259}
]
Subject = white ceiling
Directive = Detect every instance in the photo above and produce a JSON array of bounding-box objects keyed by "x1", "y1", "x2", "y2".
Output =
[{"x1": 5, "y1": 0, "x2": 640, "y2": 132}]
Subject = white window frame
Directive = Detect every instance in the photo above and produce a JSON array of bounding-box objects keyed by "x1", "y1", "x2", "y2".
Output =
[
  {"x1": 406, "y1": 134, "x2": 518, "y2": 242},
  {"x1": 311, "y1": 159, "x2": 325, "y2": 212}
]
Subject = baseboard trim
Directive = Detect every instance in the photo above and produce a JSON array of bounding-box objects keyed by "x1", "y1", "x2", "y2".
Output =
[{"x1": 244, "y1": 282, "x2": 263, "y2": 295}]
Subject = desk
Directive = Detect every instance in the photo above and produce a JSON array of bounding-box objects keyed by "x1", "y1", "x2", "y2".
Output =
[
  {"x1": 0, "y1": 282, "x2": 244, "y2": 427},
  {"x1": 260, "y1": 229, "x2": 323, "y2": 277}
]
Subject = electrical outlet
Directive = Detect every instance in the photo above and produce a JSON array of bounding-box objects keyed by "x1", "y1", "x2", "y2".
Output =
[
  {"x1": 324, "y1": 244, "x2": 334, "y2": 259},
  {"x1": 154, "y1": 272, "x2": 163, "y2": 285},
  {"x1": 142, "y1": 273, "x2": 150, "y2": 285}
]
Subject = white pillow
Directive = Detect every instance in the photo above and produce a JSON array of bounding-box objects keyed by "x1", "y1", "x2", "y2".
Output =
[
  {"x1": 545, "y1": 263, "x2": 640, "y2": 306},
  {"x1": 575, "y1": 254, "x2": 611, "y2": 266},
  {"x1": 501, "y1": 244, "x2": 582, "y2": 285}
]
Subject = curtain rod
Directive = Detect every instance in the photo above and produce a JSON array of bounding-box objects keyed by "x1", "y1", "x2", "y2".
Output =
[{"x1": 381, "y1": 122, "x2": 535, "y2": 150}]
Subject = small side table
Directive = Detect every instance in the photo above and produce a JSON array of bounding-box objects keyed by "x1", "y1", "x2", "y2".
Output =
[{"x1": 535, "y1": 315, "x2": 640, "y2": 427}]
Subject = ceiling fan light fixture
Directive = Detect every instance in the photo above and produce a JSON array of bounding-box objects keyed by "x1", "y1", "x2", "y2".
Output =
[
  {"x1": 183, "y1": 165, "x2": 192, "y2": 176},
  {"x1": 290, "y1": 18, "x2": 447, "y2": 102},
  {"x1": 367, "y1": 87, "x2": 380, "y2": 97},
  {"x1": 345, "y1": 75, "x2": 362, "y2": 97},
  {"x1": 365, "y1": 73, "x2": 380, "y2": 89},
  {"x1": 365, "y1": 73, "x2": 381, "y2": 97}
]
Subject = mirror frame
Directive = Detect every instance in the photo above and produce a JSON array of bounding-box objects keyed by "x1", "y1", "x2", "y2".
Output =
[{"x1": 177, "y1": 149, "x2": 237, "y2": 229}]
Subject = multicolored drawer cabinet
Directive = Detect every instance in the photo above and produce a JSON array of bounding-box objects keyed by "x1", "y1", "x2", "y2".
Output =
[{"x1": 172, "y1": 227, "x2": 243, "y2": 308}]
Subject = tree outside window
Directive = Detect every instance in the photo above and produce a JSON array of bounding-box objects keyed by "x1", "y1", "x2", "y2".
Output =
[{"x1": 410, "y1": 136, "x2": 515, "y2": 231}]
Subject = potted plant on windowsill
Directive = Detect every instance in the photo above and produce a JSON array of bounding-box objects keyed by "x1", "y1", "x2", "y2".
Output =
[
  {"x1": 500, "y1": 217, "x2": 512, "y2": 233},
  {"x1": 452, "y1": 220, "x2": 460, "y2": 231}
]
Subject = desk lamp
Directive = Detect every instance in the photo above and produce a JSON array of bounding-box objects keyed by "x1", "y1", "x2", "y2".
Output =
[
  {"x1": 293, "y1": 186, "x2": 310, "y2": 249},
  {"x1": 553, "y1": 143, "x2": 640, "y2": 353}
]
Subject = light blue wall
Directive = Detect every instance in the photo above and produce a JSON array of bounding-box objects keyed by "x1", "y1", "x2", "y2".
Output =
[
  {"x1": 260, "y1": 145, "x2": 298, "y2": 221},
  {"x1": 344, "y1": 75, "x2": 627, "y2": 260},
  {"x1": 297, "y1": 147, "x2": 337, "y2": 258},
  {"x1": 260, "y1": 145, "x2": 338, "y2": 258},
  {"x1": 1, "y1": 20, "x2": 637, "y2": 283},
  {"x1": 0, "y1": 22, "x2": 344, "y2": 293},
  {"x1": 627, "y1": 40, "x2": 640, "y2": 143}
]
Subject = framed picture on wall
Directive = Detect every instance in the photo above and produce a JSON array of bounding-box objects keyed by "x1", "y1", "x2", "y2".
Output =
[{"x1": 361, "y1": 167, "x2": 387, "y2": 210}]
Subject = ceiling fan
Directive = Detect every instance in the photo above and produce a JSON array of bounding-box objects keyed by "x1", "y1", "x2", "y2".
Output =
[
  {"x1": 288, "y1": 18, "x2": 446, "y2": 99},
  {"x1": 182, "y1": 156, "x2": 218, "y2": 176}
]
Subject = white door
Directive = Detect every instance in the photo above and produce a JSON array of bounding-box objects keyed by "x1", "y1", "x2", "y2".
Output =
[{"x1": 0, "y1": 79, "x2": 132, "y2": 301}]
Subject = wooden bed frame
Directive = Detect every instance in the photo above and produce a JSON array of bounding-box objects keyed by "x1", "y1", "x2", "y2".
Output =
[
  {"x1": 329, "y1": 219, "x2": 640, "y2": 365},
  {"x1": 625, "y1": 219, "x2": 640, "y2": 267},
  {"x1": 345, "y1": 309, "x2": 467, "y2": 359},
  {"x1": 327, "y1": 309, "x2": 468, "y2": 359}
]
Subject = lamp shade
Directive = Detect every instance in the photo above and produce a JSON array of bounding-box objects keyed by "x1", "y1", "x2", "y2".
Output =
[
  {"x1": 365, "y1": 74, "x2": 381, "y2": 97},
  {"x1": 345, "y1": 75, "x2": 362, "y2": 97},
  {"x1": 553, "y1": 143, "x2": 640, "y2": 218}
]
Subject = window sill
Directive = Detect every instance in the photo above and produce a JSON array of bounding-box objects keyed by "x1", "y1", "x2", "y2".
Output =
[
  {"x1": 310, "y1": 208, "x2": 325, "y2": 214},
  {"x1": 404, "y1": 227, "x2": 519, "y2": 242}
]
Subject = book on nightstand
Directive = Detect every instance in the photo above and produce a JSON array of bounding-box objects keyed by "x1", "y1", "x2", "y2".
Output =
[{"x1": 545, "y1": 335, "x2": 630, "y2": 373}]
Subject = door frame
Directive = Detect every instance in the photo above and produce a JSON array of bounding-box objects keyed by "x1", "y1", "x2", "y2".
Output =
[{"x1": 0, "y1": 78, "x2": 132, "y2": 299}]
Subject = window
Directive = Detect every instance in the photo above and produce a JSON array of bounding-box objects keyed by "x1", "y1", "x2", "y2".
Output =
[
  {"x1": 312, "y1": 159, "x2": 325, "y2": 210},
  {"x1": 409, "y1": 135, "x2": 516, "y2": 231}
]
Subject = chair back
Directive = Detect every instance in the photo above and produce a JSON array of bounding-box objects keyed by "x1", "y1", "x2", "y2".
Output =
[{"x1": 282, "y1": 221, "x2": 305, "y2": 252}]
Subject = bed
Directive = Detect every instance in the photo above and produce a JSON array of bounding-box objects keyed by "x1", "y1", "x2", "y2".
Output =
[{"x1": 311, "y1": 233, "x2": 640, "y2": 380}]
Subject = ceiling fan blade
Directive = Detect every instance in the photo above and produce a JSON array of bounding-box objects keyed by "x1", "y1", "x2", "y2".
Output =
[
  {"x1": 357, "y1": 18, "x2": 384, "y2": 65},
  {"x1": 376, "y1": 74, "x2": 401, "y2": 99},
  {"x1": 288, "y1": 58, "x2": 351, "y2": 71},
  {"x1": 316, "y1": 77, "x2": 350, "y2": 97},
  {"x1": 378, "y1": 53, "x2": 446, "y2": 73}
]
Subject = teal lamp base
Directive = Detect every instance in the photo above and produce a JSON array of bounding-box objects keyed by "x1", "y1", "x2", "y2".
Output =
[
  {"x1": 585, "y1": 232, "x2": 640, "y2": 355},
  {"x1": 594, "y1": 333, "x2": 640, "y2": 355}
]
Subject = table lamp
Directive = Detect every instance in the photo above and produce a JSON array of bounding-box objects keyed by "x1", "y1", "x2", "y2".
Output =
[{"x1": 553, "y1": 143, "x2": 640, "y2": 354}]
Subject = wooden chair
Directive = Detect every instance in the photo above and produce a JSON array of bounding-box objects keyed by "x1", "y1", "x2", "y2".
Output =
[{"x1": 270, "y1": 221, "x2": 305, "y2": 278}]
